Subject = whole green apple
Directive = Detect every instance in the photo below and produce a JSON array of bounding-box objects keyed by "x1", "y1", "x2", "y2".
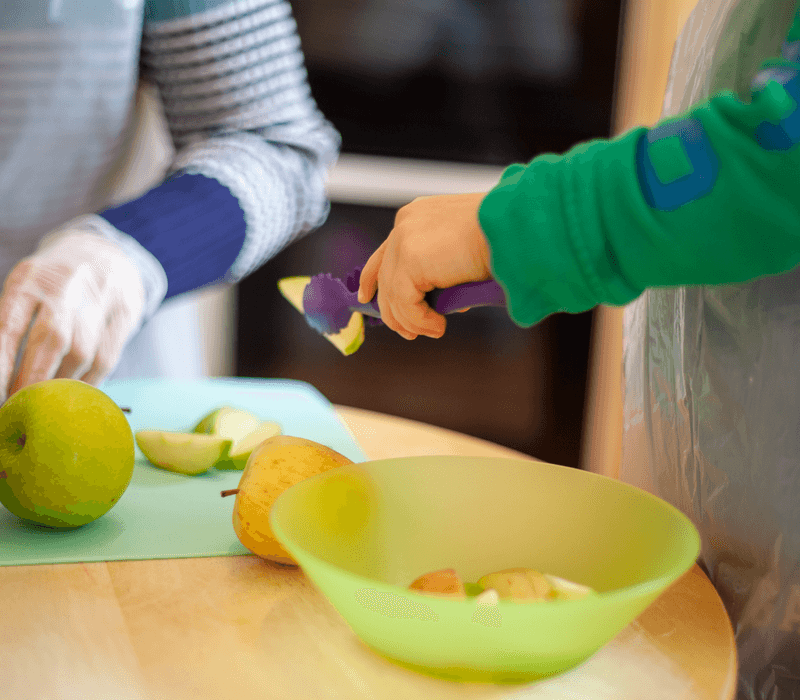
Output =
[{"x1": 0, "y1": 378, "x2": 134, "y2": 528}]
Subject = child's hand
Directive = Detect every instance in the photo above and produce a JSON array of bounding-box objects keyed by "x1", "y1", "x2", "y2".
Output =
[{"x1": 357, "y1": 193, "x2": 492, "y2": 340}]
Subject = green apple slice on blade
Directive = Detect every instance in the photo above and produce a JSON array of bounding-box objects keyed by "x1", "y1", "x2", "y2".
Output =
[
  {"x1": 277, "y1": 276, "x2": 365, "y2": 356},
  {"x1": 136, "y1": 431, "x2": 231, "y2": 475},
  {"x1": 215, "y1": 420, "x2": 282, "y2": 470}
]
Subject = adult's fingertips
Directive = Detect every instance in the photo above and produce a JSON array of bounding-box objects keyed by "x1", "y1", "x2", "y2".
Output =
[
  {"x1": 81, "y1": 346, "x2": 113, "y2": 385},
  {"x1": 10, "y1": 312, "x2": 69, "y2": 394},
  {"x1": 0, "y1": 298, "x2": 39, "y2": 397},
  {"x1": 81, "y1": 313, "x2": 129, "y2": 385},
  {"x1": 0, "y1": 333, "x2": 18, "y2": 401}
]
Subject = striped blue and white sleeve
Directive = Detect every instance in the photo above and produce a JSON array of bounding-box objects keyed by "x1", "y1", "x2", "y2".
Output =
[{"x1": 101, "y1": 0, "x2": 340, "y2": 301}]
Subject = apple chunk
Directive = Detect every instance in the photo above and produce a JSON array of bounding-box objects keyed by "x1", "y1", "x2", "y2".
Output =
[
  {"x1": 477, "y1": 568, "x2": 553, "y2": 601},
  {"x1": 216, "y1": 421, "x2": 282, "y2": 470},
  {"x1": 136, "y1": 431, "x2": 231, "y2": 475},
  {"x1": 545, "y1": 574, "x2": 596, "y2": 601},
  {"x1": 408, "y1": 568, "x2": 467, "y2": 599},
  {"x1": 477, "y1": 568, "x2": 596, "y2": 602}
]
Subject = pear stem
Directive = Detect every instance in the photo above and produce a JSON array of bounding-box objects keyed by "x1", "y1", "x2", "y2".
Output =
[
  {"x1": 0, "y1": 470, "x2": 6, "y2": 479},
  {"x1": 220, "y1": 489, "x2": 240, "y2": 498}
]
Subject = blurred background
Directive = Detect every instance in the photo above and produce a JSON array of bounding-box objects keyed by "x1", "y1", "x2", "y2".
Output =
[{"x1": 235, "y1": 0, "x2": 626, "y2": 467}]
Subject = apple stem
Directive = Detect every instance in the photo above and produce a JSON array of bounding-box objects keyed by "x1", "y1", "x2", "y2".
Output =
[
  {"x1": 17, "y1": 434, "x2": 25, "y2": 447},
  {"x1": 0, "y1": 470, "x2": 6, "y2": 479},
  {"x1": 220, "y1": 489, "x2": 240, "y2": 498},
  {"x1": 120, "y1": 407, "x2": 131, "y2": 413}
]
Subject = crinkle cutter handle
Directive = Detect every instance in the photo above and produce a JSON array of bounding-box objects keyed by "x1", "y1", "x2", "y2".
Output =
[{"x1": 302, "y1": 267, "x2": 507, "y2": 335}]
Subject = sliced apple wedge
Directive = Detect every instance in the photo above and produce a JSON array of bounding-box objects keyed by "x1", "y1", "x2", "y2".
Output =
[
  {"x1": 192, "y1": 407, "x2": 227, "y2": 434},
  {"x1": 544, "y1": 574, "x2": 596, "y2": 601},
  {"x1": 277, "y1": 276, "x2": 365, "y2": 356},
  {"x1": 192, "y1": 407, "x2": 284, "y2": 471},
  {"x1": 192, "y1": 406, "x2": 261, "y2": 439},
  {"x1": 215, "y1": 421, "x2": 283, "y2": 470},
  {"x1": 135, "y1": 431, "x2": 232, "y2": 475}
]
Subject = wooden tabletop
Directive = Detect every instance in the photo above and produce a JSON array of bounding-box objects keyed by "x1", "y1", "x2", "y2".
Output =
[{"x1": 1, "y1": 406, "x2": 737, "y2": 700}]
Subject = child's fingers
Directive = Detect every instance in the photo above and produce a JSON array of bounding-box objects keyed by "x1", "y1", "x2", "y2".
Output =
[
  {"x1": 374, "y1": 242, "x2": 446, "y2": 339},
  {"x1": 413, "y1": 305, "x2": 446, "y2": 338},
  {"x1": 385, "y1": 277, "x2": 446, "y2": 339},
  {"x1": 376, "y1": 290, "x2": 416, "y2": 340},
  {"x1": 357, "y1": 243, "x2": 386, "y2": 303},
  {"x1": 391, "y1": 297, "x2": 445, "y2": 339}
]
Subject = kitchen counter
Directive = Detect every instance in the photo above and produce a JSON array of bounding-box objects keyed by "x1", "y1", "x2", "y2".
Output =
[{"x1": 1, "y1": 406, "x2": 736, "y2": 700}]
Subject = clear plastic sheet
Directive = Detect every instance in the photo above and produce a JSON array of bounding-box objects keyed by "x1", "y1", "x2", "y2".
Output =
[{"x1": 619, "y1": 1, "x2": 800, "y2": 697}]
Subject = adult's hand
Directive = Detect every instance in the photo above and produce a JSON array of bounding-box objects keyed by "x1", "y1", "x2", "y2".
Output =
[{"x1": 0, "y1": 230, "x2": 146, "y2": 401}]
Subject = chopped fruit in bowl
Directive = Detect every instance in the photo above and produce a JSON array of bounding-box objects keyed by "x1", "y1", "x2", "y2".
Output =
[{"x1": 408, "y1": 567, "x2": 595, "y2": 602}]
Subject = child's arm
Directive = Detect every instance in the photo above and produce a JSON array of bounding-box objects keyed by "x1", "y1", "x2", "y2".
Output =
[
  {"x1": 361, "y1": 16, "x2": 800, "y2": 336},
  {"x1": 480, "y1": 46, "x2": 800, "y2": 327},
  {"x1": 481, "y1": 15, "x2": 800, "y2": 329}
]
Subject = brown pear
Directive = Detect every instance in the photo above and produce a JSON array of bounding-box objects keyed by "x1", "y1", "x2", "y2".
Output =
[{"x1": 221, "y1": 435, "x2": 353, "y2": 565}]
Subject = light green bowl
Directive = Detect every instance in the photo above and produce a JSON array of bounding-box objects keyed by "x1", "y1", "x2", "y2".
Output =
[{"x1": 270, "y1": 455, "x2": 700, "y2": 683}]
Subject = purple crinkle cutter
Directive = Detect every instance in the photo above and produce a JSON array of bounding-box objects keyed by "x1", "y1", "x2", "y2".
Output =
[{"x1": 302, "y1": 267, "x2": 507, "y2": 335}]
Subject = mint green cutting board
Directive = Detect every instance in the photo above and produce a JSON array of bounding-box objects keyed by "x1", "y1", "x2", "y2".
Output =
[{"x1": 0, "y1": 378, "x2": 367, "y2": 567}]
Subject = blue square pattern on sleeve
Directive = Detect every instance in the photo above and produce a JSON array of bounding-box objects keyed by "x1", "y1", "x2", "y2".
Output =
[
  {"x1": 752, "y1": 67, "x2": 800, "y2": 151},
  {"x1": 636, "y1": 118, "x2": 720, "y2": 212},
  {"x1": 648, "y1": 135, "x2": 696, "y2": 185}
]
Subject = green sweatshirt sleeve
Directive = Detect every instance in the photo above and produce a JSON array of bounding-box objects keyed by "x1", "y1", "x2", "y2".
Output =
[{"x1": 479, "y1": 19, "x2": 800, "y2": 327}]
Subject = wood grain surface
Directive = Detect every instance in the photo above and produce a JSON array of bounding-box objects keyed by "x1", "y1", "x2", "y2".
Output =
[{"x1": 1, "y1": 405, "x2": 736, "y2": 700}]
